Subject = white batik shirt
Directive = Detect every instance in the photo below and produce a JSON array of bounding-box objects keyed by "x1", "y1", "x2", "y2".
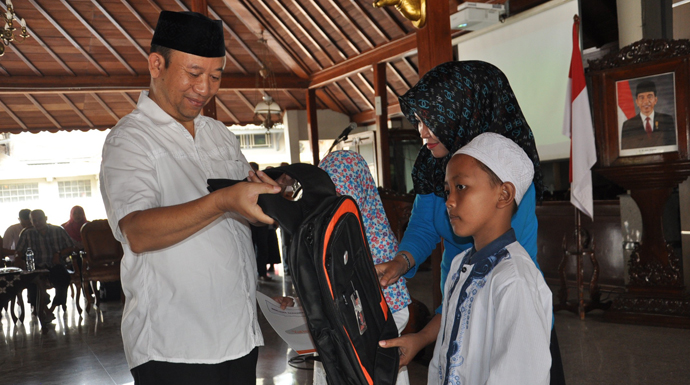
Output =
[
  {"x1": 100, "y1": 91, "x2": 262, "y2": 369},
  {"x1": 428, "y1": 229, "x2": 552, "y2": 385}
]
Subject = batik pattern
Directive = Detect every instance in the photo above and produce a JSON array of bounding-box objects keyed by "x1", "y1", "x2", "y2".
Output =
[
  {"x1": 439, "y1": 248, "x2": 511, "y2": 385},
  {"x1": 319, "y1": 150, "x2": 411, "y2": 312},
  {"x1": 398, "y1": 61, "x2": 544, "y2": 200}
]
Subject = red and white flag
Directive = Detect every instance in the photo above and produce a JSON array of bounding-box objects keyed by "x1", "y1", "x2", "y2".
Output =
[{"x1": 562, "y1": 16, "x2": 597, "y2": 220}]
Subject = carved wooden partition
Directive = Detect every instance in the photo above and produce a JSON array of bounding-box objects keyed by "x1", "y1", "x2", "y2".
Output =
[{"x1": 588, "y1": 39, "x2": 690, "y2": 327}]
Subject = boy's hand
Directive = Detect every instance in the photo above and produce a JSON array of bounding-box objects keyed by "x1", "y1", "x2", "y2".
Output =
[
  {"x1": 272, "y1": 296, "x2": 295, "y2": 310},
  {"x1": 379, "y1": 333, "x2": 425, "y2": 368}
]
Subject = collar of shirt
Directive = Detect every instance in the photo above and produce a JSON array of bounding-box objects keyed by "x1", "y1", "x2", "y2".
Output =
[
  {"x1": 640, "y1": 111, "x2": 655, "y2": 128},
  {"x1": 136, "y1": 91, "x2": 206, "y2": 135},
  {"x1": 466, "y1": 228, "x2": 517, "y2": 265}
]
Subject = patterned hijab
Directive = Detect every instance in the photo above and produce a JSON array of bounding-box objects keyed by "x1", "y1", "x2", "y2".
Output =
[
  {"x1": 319, "y1": 150, "x2": 411, "y2": 312},
  {"x1": 399, "y1": 60, "x2": 543, "y2": 200}
]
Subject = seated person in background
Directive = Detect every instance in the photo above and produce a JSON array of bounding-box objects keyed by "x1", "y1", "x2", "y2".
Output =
[
  {"x1": 3, "y1": 208, "x2": 32, "y2": 260},
  {"x1": 319, "y1": 150, "x2": 412, "y2": 385},
  {"x1": 62, "y1": 205, "x2": 88, "y2": 249},
  {"x1": 383, "y1": 133, "x2": 552, "y2": 384},
  {"x1": 16, "y1": 209, "x2": 76, "y2": 313}
]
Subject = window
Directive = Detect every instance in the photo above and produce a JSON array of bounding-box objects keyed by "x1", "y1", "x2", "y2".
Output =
[
  {"x1": 238, "y1": 133, "x2": 272, "y2": 149},
  {"x1": 58, "y1": 180, "x2": 92, "y2": 199},
  {"x1": 0, "y1": 183, "x2": 39, "y2": 203}
]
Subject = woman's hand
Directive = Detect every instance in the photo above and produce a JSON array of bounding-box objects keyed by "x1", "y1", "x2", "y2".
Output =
[{"x1": 375, "y1": 252, "x2": 414, "y2": 287}]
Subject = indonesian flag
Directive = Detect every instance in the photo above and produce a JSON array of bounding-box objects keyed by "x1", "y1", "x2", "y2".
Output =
[{"x1": 562, "y1": 16, "x2": 597, "y2": 220}]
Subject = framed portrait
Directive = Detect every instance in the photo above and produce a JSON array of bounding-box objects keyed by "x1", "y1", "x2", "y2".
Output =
[
  {"x1": 588, "y1": 51, "x2": 689, "y2": 168},
  {"x1": 616, "y1": 72, "x2": 678, "y2": 157}
]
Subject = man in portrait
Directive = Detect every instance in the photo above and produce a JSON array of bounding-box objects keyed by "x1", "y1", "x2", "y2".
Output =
[{"x1": 621, "y1": 80, "x2": 676, "y2": 150}]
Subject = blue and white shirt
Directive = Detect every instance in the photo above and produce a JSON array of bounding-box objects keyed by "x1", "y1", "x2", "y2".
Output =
[{"x1": 428, "y1": 229, "x2": 552, "y2": 385}]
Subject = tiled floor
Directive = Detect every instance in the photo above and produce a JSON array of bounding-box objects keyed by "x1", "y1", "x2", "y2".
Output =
[{"x1": 2, "y1": 268, "x2": 690, "y2": 384}]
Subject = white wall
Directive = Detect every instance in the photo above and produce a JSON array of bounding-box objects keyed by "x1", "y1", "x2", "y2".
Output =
[{"x1": 454, "y1": 0, "x2": 579, "y2": 161}]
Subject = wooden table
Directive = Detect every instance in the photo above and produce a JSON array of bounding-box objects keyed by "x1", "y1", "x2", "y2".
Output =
[{"x1": 0, "y1": 269, "x2": 53, "y2": 330}]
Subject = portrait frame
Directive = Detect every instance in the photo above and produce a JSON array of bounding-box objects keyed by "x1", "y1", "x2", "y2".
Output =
[
  {"x1": 616, "y1": 72, "x2": 678, "y2": 157},
  {"x1": 589, "y1": 55, "x2": 689, "y2": 168}
]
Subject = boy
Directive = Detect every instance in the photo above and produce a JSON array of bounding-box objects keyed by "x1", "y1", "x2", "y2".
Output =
[{"x1": 429, "y1": 132, "x2": 552, "y2": 384}]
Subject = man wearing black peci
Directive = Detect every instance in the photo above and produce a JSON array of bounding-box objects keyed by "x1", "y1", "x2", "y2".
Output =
[{"x1": 621, "y1": 80, "x2": 676, "y2": 150}]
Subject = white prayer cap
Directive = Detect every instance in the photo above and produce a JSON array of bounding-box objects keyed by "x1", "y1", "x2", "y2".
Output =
[{"x1": 453, "y1": 132, "x2": 534, "y2": 205}]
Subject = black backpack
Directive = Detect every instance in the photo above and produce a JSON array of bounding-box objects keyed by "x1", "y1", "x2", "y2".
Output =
[{"x1": 208, "y1": 163, "x2": 399, "y2": 385}]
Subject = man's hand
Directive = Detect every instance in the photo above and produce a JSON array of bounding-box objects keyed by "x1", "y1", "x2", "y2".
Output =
[
  {"x1": 375, "y1": 253, "x2": 412, "y2": 287},
  {"x1": 213, "y1": 181, "x2": 280, "y2": 225},
  {"x1": 272, "y1": 296, "x2": 295, "y2": 310}
]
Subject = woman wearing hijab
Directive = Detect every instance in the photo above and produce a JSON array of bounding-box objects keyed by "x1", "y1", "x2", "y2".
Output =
[
  {"x1": 376, "y1": 61, "x2": 564, "y2": 384},
  {"x1": 62, "y1": 205, "x2": 88, "y2": 249},
  {"x1": 319, "y1": 150, "x2": 412, "y2": 385}
]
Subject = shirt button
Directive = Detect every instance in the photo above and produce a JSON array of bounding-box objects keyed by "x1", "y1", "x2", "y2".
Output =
[{"x1": 461, "y1": 266, "x2": 467, "y2": 273}]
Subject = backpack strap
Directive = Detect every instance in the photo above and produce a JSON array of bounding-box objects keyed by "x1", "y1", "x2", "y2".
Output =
[{"x1": 207, "y1": 163, "x2": 336, "y2": 236}]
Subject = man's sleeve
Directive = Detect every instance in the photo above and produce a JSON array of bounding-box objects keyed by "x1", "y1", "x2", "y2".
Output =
[
  {"x1": 57, "y1": 227, "x2": 75, "y2": 250},
  {"x1": 100, "y1": 132, "x2": 160, "y2": 243}
]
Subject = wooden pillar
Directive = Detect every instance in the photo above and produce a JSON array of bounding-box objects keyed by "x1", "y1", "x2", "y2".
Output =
[
  {"x1": 415, "y1": 0, "x2": 453, "y2": 76},
  {"x1": 192, "y1": 0, "x2": 218, "y2": 119},
  {"x1": 374, "y1": 62, "x2": 391, "y2": 188},
  {"x1": 306, "y1": 88, "x2": 320, "y2": 165}
]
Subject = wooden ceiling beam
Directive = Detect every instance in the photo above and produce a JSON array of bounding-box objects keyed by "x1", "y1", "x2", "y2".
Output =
[
  {"x1": 352, "y1": 103, "x2": 401, "y2": 124},
  {"x1": 0, "y1": 65, "x2": 8, "y2": 76},
  {"x1": 327, "y1": 0, "x2": 376, "y2": 49},
  {"x1": 91, "y1": 93, "x2": 121, "y2": 123},
  {"x1": 28, "y1": 0, "x2": 108, "y2": 76},
  {"x1": 332, "y1": 81, "x2": 362, "y2": 113},
  {"x1": 289, "y1": 0, "x2": 348, "y2": 61},
  {"x1": 0, "y1": 3, "x2": 74, "y2": 75},
  {"x1": 282, "y1": 90, "x2": 303, "y2": 109},
  {"x1": 215, "y1": 98, "x2": 240, "y2": 124},
  {"x1": 24, "y1": 94, "x2": 61, "y2": 129},
  {"x1": 220, "y1": 0, "x2": 310, "y2": 79},
  {"x1": 387, "y1": 62, "x2": 412, "y2": 90},
  {"x1": 255, "y1": 0, "x2": 324, "y2": 69},
  {"x1": 207, "y1": 5, "x2": 261, "y2": 67},
  {"x1": 4, "y1": 43, "x2": 42, "y2": 76},
  {"x1": 315, "y1": 88, "x2": 346, "y2": 115},
  {"x1": 120, "y1": 0, "x2": 155, "y2": 34},
  {"x1": 90, "y1": 0, "x2": 149, "y2": 60},
  {"x1": 0, "y1": 99, "x2": 28, "y2": 130},
  {"x1": 309, "y1": 34, "x2": 416, "y2": 89},
  {"x1": 272, "y1": 0, "x2": 338, "y2": 65},
  {"x1": 345, "y1": 77, "x2": 374, "y2": 110},
  {"x1": 59, "y1": 94, "x2": 94, "y2": 128},
  {"x1": 346, "y1": 0, "x2": 391, "y2": 42},
  {"x1": 2, "y1": 75, "x2": 310, "y2": 93},
  {"x1": 380, "y1": 7, "x2": 408, "y2": 35},
  {"x1": 59, "y1": 0, "x2": 137, "y2": 75},
  {"x1": 311, "y1": 1, "x2": 361, "y2": 55},
  {"x1": 121, "y1": 92, "x2": 138, "y2": 109}
]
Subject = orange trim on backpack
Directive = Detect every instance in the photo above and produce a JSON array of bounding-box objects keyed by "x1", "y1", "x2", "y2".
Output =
[
  {"x1": 322, "y1": 199, "x2": 359, "y2": 299},
  {"x1": 342, "y1": 325, "x2": 374, "y2": 385},
  {"x1": 322, "y1": 198, "x2": 390, "y2": 322}
]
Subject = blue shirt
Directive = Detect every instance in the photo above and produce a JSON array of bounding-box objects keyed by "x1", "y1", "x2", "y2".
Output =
[{"x1": 399, "y1": 183, "x2": 539, "y2": 312}]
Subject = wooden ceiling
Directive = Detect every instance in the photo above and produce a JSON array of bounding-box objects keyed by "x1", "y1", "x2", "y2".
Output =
[{"x1": 0, "y1": 0, "x2": 557, "y2": 134}]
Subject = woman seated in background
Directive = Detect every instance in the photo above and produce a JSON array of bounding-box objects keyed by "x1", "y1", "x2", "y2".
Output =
[
  {"x1": 62, "y1": 205, "x2": 88, "y2": 250},
  {"x1": 319, "y1": 150, "x2": 412, "y2": 385}
]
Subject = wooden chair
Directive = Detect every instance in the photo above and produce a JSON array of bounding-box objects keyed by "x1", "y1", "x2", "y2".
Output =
[{"x1": 80, "y1": 220, "x2": 124, "y2": 311}]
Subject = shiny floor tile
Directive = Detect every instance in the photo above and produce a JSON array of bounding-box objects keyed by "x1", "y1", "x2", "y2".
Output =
[{"x1": 2, "y1": 270, "x2": 690, "y2": 384}]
